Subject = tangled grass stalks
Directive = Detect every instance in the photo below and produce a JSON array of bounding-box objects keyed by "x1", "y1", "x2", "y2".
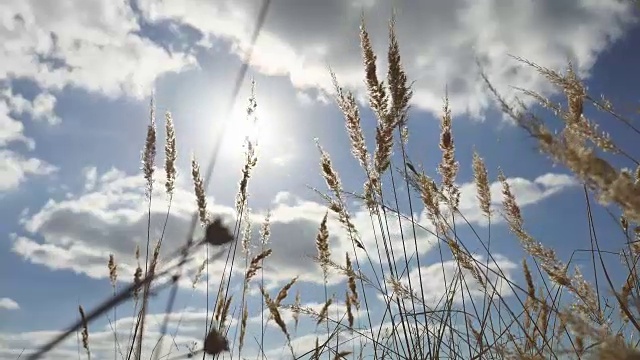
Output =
[{"x1": 24, "y1": 13, "x2": 640, "y2": 360}]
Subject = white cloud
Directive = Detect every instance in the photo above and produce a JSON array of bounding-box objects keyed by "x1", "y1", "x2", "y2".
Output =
[
  {"x1": 0, "y1": 100, "x2": 33, "y2": 149},
  {"x1": 136, "y1": 0, "x2": 636, "y2": 118},
  {"x1": 0, "y1": 306, "x2": 351, "y2": 360},
  {"x1": 29, "y1": 92, "x2": 60, "y2": 125},
  {"x1": 82, "y1": 166, "x2": 98, "y2": 192},
  {"x1": 271, "y1": 153, "x2": 295, "y2": 167},
  {"x1": 1, "y1": 88, "x2": 61, "y2": 125},
  {"x1": 0, "y1": 0, "x2": 199, "y2": 194},
  {"x1": 0, "y1": 298, "x2": 20, "y2": 310},
  {"x1": 0, "y1": 150, "x2": 57, "y2": 192},
  {"x1": 0, "y1": 89, "x2": 58, "y2": 194},
  {"x1": 0, "y1": 309, "x2": 211, "y2": 360},
  {"x1": 455, "y1": 173, "x2": 578, "y2": 226},
  {"x1": 13, "y1": 169, "x2": 207, "y2": 279},
  {"x1": 0, "y1": 0, "x2": 196, "y2": 99},
  {"x1": 11, "y1": 166, "x2": 431, "y2": 287},
  {"x1": 11, "y1": 164, "x2": 574, "y2": 293},
  {"x1": 388, "y1": 254, "x2": 518, "y2": 308},
  {"x1": 247, "y1": 300, "x2": 368, "y2": 330},
  {"x1": 261, "y1": 330, "x2": 359, "y2": 360}
]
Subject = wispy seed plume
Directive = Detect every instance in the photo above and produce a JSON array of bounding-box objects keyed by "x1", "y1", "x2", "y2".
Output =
[
  {"x1": 316, "y1": 211, "x2": 331, "y2": 281},
  {"x1": 472, "y1": 151, "x2": 491, "y2": 218},
  {"x1": 164, "y1": 111, "x2": 177, "y2": 198},
  {"x1": 142, "y1": 96, "x2": 156, "y2": 199},
  {"x1": 191, "y1": 155, "x2": 208, "y2": 226}
]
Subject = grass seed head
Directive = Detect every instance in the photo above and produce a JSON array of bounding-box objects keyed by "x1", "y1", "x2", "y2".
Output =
[
  {"x1": 203, "y1": 328, "x2": 229, "y2": 356},
  {"x1": 204, "y1": 217, "x2": 234, "y2": 246}
]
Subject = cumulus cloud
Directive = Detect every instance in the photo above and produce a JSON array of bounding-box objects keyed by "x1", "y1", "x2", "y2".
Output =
[
  {"x1": 262, "y1": 330, "x2": 360, "y2": 359},
  {"x1": 137, "y1": 0, "x2": 636, "y2": 118},
  {"x1": 0, "y1": 297, "x2": 20, "y2": 310},
  {"x1": 11, "y1": 166, "x2": 573, "y2": 292},
  {"x1": 387, "y1": 254, "x2": 518, "y2": 308},
  {"x1": 455, "y1": 173, "x2": 578, "y2": 226},
  {"x1": 0, "y1": 150, "x2": 57, "y2": 192},
  {"x1": 0, "y1": 309, "x2": 211, "y2": 360},
  {"x1": 0, "y1": 1, "x2": 199, "y2": 194},
  {"x1": 0, "y1": 88, "x2": 60, "y2": 193},
  {"x1": 248, "y1": 300, "x2": 368, "y2": 330},
  {"x1": 10, "y1": 166, "x2": 365, "y2": 287},
  {"x1": 11, "y1": 165, "x2": 430, "y2": 288},
  {"x1": 0, "y1": 101, "x2": 33, "y2": 150},
  {"x1": 13, "y1": 168, "x2": 210, "y2": 280},
  {"x1": 0, "y1": 88, "x2": 61, "y2": 125},
  {"x1": 0, "y1": 306, "x2": 338, "y2": 360},
  {"x1": 0, "y1": 0, "x2": 196, "y2": 99},
  {"x1": 82, "y1": 166, "x2": 98, "y2": 192}
]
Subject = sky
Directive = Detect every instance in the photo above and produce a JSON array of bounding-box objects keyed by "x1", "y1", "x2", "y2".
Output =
[{"x1": 0, "y1": 0, "x2": 639, "y2": 359}]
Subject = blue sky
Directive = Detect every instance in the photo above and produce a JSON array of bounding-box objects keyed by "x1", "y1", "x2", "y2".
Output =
[{"x1": 1, "y1": 0, "x2": 639, "y2": 359}]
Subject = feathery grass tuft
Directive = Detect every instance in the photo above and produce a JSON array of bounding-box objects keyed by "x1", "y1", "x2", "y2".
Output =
[{"x1": 191, "y1": 155, "x2": 208, "y2": 227}]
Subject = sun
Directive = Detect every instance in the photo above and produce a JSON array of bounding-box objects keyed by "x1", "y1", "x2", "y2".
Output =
[
  {"x1": 215, "y1": 95, "x2": 274, "y2": 164},
  {"x1": 190, "y1": 83, "x2": 297, "y2": 174},
  {"x1": 223, "y1": 110, "x2": 260, "y2": 149}
]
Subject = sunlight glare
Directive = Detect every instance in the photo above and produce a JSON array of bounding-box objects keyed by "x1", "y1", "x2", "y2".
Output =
[
  {"x1": 215, "y1": 90, "x2": 277, "y2": 165},
  {"x1": 190, "y1": 81, "x2": 301, "y2": 178}
]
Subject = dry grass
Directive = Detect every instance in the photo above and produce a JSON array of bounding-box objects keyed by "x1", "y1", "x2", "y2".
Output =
[{"x1": 26, "y1": 12, "x2": 640, "y2": 360}]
